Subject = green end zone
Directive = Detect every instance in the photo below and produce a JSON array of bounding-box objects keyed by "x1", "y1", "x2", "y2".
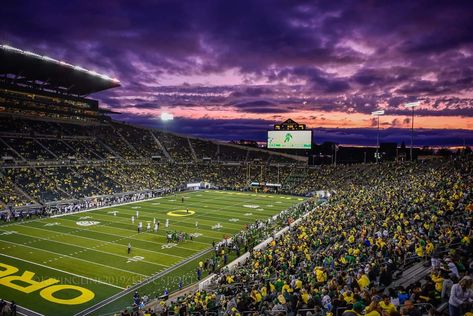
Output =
[
  {"x1": 0, "y1": 254, "x2": 120, "y2": 315},
  {"x1": 0, "y1": 190, "x2": 305, "y2": 315}
]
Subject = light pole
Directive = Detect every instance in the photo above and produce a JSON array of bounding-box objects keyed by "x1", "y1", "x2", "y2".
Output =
[
  {"x1": 371, "y1": 110, "x2": 385, "y2": 163},
  {"x1": 404, "y1": 101, "x2": 420, "y2": 162},
  {"x1": 160, "y1": 112, "x2": 174, "y2": 133}
]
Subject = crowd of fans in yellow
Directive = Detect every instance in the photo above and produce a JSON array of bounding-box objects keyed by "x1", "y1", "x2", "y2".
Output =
[{"x1": 139, "y1": 159, "x2": 473, "y2": 316}]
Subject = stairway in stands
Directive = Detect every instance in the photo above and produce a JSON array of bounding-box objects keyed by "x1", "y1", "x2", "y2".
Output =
[{"x1": 282, "y1": 166, "x2": 309, "y2": 191}]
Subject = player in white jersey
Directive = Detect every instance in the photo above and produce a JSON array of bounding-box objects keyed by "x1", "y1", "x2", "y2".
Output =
[
  {"x1": 165, "y1": 219, "x2": 169, "y2": 228},
  {"x1": 136, "y1": 210, "x2": 139, "y2": 218},
  {"x1": 131, "y1": 215, "x2": 135, "y2": 224},
  {"x1": 146, "y1": 222, "x2": 151, "y2": 232}
]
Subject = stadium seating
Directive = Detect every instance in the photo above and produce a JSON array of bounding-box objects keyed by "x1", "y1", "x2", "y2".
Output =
[
  {"x1": 142, "y1": 159, "x2": 472, "y2": 315},
  {"x1": 153, "y1": 130, "x2": 194, "y2": 162},
  {"x1": 0, "y1": 175, "x2": 35, "y2": 208},
  {"x1": 3, "y1": 167, "x2": 69, "y2": 202},
  {"x1": 189, "y1": 138, "x2": 219, "y2": 161},
  {"x1": 1, "y1": 115, "x2": 471, "y2": 316},
  {"x1": 114, "y1": 123, "x2": 166, "y2": 159}
]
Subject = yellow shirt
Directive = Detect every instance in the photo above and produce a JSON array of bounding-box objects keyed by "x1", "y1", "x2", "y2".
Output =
[
  {"x1": 343, "y1": 292, "x2": 354, "y2": 304},
  {"x1": 415, "y1": 245, "x2": 424, "y2": 257},
  {"x1": 301, "y1": 292, "x2": 310, "y2": 304},
  {"x1": 357, "y1": 274, "x2": 370, "y2": 290},
  {"x1": 366, "y1": 310, "x2": 381, "y2": 316},
  {"x1": 251, "y1": 290, "x2": 262, "y2": 302},
  {"x1": 426, "y1": 242, "x2": 434, "y2": 255},
  {"x1": 379, "y1": 301, "x2": 397, "y2": 313},
  {"x1": 282, "y1": 283, "x2": 293, "y2": 293},
  {"x1": 315, "y1": 268, "x2": 327, "y2": 283},
  {"x1": 431, "y1": 274, "x2": 443, "y2": 292}
]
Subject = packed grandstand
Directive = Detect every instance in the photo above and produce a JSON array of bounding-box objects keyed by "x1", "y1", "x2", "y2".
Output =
[{"x1": 0, "y1": 46, "x2": 472, "y2": 316}]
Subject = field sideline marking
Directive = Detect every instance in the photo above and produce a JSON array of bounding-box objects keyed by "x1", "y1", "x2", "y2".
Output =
[
  {"x1": 74, "y1": 247, "x2": 214, "y2": 316},
  {"x1": 0, "y1": 228, "x2": 172, "y2": 268},
  {"x1": 0, "y1": 252, "x2": 125, "y2": 290},
  {"x1": 0, "y1": 239, "x2": 149, "y2": 278}
]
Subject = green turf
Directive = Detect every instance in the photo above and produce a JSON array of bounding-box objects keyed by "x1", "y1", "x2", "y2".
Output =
[{"x1": 0, "y1": 190, "x2": 304, "y2": 315}]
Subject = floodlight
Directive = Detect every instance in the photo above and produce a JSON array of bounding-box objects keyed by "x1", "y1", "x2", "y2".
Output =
[{"x1": 161, "y1": 112, "x2": 174, "y2": 121}]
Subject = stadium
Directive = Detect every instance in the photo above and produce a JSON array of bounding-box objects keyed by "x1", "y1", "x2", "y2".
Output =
[{"x1": 1, "y1": 3, "x2": 473, "y2": 316}]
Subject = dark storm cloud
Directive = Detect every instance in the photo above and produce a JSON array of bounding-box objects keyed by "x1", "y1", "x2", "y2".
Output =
[
  {"x1": 227, "y1": 100, "x2": 292, "y2": 114},
  {"x1": 230, "y1": 87, "x2": 275, "y2": 98},
  {"x1": 1, "y1": 0, "x2": 472, "y2": 144},
  {"x1": 313, "y1": 128, "x2": 473, "y2": 147},
  {"x1": 113, "y1": 114, "x2": 274, "y2": 141}
]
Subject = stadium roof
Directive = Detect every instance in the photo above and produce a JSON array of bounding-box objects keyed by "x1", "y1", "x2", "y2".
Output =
[{"x1": 0, "y1": 45, "x2": 120, "y2": 95}]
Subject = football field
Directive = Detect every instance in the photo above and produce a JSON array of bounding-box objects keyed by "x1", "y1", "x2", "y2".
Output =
[{"x1": 0, "y1": 190, "x2": 304, "y2": 315}]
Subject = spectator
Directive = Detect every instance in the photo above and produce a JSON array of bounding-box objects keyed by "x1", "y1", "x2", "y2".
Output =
[{"x1": 448, "y1": 276, "x2": 473, "y2": 316}]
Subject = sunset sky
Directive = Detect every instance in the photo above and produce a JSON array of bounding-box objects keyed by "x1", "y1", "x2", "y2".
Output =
[{"x1": 1, "y1": 0, "x2": 472, "y2": 146}]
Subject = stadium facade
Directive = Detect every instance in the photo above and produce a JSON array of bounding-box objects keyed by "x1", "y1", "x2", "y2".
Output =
[{"x1": 0, "y1": 45, "x2": 307, "y2": 215}]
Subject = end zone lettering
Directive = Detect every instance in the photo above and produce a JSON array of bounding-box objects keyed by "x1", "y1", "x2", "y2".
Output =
[{"x1": 0, "y1": 263, "x2": 95, "y2": 305}]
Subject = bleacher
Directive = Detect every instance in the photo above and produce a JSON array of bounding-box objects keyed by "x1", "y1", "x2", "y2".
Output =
[
  {"x1": 141, "y1": 158, "x2": 472, "y2": 316},
  {"x1": 189, "y1": 138, "x2": 219, "y2": 161}
]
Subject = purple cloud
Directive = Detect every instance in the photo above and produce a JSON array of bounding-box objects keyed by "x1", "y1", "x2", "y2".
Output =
[{"x1": 1, "y1": 0, "x2": 472, "y2": 145}]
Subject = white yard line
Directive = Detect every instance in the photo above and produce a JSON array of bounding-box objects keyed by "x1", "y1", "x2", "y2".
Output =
[
  {"x1": 0, "y1": 239, "x2": 149, "y2": 278},
  {"x1": 44, "y1": 218, "x2": 210, "y2": 252},
  {"x1": 0, "y1": 228, "x2": 171, "y2": 268},
  {"x1": 0, "y1": 252, "x2": 125, "y2": 290},
  {"x1": 56, "y1": 217, "x2": 215, "y2": 247},
  {"x1": 5, "y1": 224, "x2": 193, "y2": 258}
]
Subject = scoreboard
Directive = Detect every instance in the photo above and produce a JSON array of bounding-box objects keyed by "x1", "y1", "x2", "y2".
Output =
[{"x1": 267, "y1": 130, "x2": 312, "y2": 149}]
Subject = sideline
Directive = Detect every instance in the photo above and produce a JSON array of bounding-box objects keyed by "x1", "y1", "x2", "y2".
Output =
[{"x1": 74, "y1": 247, "x2": 213, "y2": 316}]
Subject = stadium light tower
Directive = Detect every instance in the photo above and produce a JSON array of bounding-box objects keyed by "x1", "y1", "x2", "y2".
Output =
[
  {"x1": 371, "y1": 110, "x2": 385, "y2": 163},
  {"x1": 404, "y1": 101, "x2": 420, "y2": 162},
  {"x1": 160, "y1": 112, "x2": 174, "y2": 133},
  {"x1": 160, "y1": 112, "x2": 174, "y2": 121}
]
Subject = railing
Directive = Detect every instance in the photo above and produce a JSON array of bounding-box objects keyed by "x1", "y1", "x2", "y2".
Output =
[
  {"x1": 242, "y1": 311, "x2": 287, "y2": 316},
  {"x1": 168, "y1": 312, "x2": 218, "y2": 316},
  {"x1": 413, "y1": 303, "x2": 435, "y2": 315}
]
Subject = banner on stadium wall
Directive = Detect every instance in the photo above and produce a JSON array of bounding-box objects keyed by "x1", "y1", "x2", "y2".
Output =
[
  {"x1": 315, "y1": 190, "x2": 331, "y2": 198},
  {"x1": 186, "y1": 182, "x2": 211, "y2": 190},
  {"x1": 250, "y1": 182, "x2": 282, "y2": 187}
]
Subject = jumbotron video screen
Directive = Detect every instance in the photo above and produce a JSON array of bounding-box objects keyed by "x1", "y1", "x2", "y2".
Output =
[{"x1": 267, "y1": 130, "x2": 312, "y2": 149}]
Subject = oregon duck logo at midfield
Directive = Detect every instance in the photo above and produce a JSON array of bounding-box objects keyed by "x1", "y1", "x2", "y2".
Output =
[{"x1": 166, "y1": 209, "x2": 195, "y2": 217}]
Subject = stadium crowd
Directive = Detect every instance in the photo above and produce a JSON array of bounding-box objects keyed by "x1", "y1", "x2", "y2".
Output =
[
  {"x1": 1, "y1": 116, "x2": 472, "y2": 316},
  {"x1": 133, "y1": 159, "x2": 473, "y2": 316}
]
